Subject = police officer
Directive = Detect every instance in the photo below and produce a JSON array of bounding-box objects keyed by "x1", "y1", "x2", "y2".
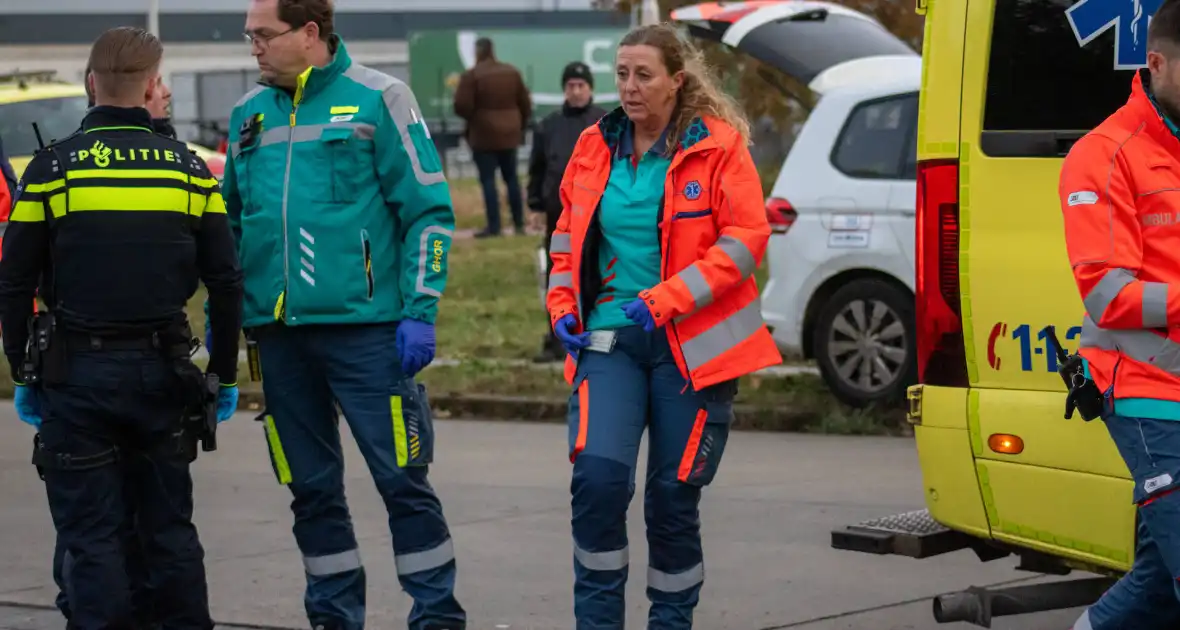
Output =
[
  {"x1": 0, "y1": 26, "x2": 243, "y2": 630},
  {"x1": 47, "y1": 62, "x2": 178, "y2": 629}
]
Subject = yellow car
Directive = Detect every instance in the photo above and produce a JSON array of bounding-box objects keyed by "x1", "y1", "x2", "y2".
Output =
[
  {"x1": 826, "y1": 0, "x2": 1148, "y2": 624},
  {"x1": 0, "y1": 71, "x2": 225, "y2": 180}
]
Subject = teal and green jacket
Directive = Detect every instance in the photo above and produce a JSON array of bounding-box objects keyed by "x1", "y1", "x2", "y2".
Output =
[{"x1": 222, "y1": 35, "x2": 453, "y2": 329}]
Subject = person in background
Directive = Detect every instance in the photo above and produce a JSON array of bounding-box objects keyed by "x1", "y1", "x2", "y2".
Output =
[
  {"x1": 47, "y1": 62, "x2": 176, "y2": 629},
  {"x1": 545, "y1": 23, "x2": 782, "y2": 629},
  {"x1": 527, "y1": 61, "x2": 605, "y2": 362},
  {"x1": 453, "y1": 36, "x2": 532, "y2": 238}
]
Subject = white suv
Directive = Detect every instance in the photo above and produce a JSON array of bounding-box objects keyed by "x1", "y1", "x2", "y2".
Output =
[{"x1": 673, "y1": 1, "x2": 921, "y2": 408}]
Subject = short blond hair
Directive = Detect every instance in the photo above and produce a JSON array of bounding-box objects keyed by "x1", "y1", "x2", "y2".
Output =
[{"x1": 87, "y1": 26, "x2": 163, "y2": 101}]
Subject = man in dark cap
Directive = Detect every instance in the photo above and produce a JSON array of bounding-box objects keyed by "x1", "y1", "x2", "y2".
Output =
[{"x1": 526, "y1": 60, "x2": 606, "y2": 362}]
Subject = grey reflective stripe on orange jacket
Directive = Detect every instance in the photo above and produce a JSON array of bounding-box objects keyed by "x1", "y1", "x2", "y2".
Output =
[
  {"x1": 674, "y1": 235, "x2": 758, "y2": 317},
  {"x1": 680, "y1": 299, "x2": 765, "y2": 371},
  {"x1": 550, "y1": 233, "x2": 572, "y2": 254},
  {"x1": 1080, "y1": 315, "x2": 1180, "y2": 375},
  {"x1": 1084, "y1": 267, "x2": 1169, "y2": 328}
]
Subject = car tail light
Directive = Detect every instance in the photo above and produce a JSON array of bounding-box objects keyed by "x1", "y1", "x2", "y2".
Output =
[
  {"x1": 915, "y1": 159, "x2": 968, "y2": 386},
  {"x1": 206, "y1": 155, "x2": 226, "y2": 181},
  {"x1": 765, "y1": 197, "x2": 797, "y2": 234}
]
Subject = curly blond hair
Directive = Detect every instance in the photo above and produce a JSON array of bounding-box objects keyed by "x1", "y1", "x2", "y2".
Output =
[{"x1": 618, "y1": 23, "x2": 751, "y2": 153}]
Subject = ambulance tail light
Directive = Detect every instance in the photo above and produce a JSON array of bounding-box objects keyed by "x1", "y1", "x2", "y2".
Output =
[
  {"x1": 765, "y1": 197, "x2": 797, "y2": 234},
  {"x1": 915, "y1": 159, "x2": 968, "y2": 387}
]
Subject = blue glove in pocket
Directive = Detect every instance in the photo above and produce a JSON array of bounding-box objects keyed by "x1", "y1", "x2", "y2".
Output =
[
  {"x1": 391, "y1": 379, "x2": 434, "y2": 467},
  {"x1": 216, "y1": 385, "x2": 239, "y2": 423},
  {"x1": 554, "y1": 314, "x2": 590, "y2": 358},
  {"x1": 14, "y1": 384, "x2": 42, "y2": 429}
]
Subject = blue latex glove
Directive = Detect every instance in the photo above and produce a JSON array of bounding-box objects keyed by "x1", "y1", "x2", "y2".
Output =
[
  {"x1": 554, "y1": 314, "x2": 590, "y2": 359},
  {"x1": 622, "y1": 299, "x2": 656, "y2": 332},
  {"x1": 216, "y1": 385, "x2": 238, "y2": 423},
  {"x1": 14, "y1": 384, "x2": 42, "y2": 429},
  {"x1": 397, "y1": 319, "x2": 436, "y2": 377},
  {"x1": 204, "y1": 324, "x2": 212, "y2": 354}
]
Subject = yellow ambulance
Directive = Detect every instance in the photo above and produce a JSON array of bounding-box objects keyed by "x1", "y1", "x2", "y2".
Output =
[{"x1": 829, "y1": 0, "x2": 1152, "y2": 623}]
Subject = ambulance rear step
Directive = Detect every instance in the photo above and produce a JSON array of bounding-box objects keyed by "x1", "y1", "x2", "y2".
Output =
[{"x1": 830, "y1": 509, "x2": 972, "y2": 559}]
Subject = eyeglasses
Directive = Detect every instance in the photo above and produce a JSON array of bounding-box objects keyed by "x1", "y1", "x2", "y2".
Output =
[{"x1": 243, "y1": 25, "x2": 298, "y2": 48}]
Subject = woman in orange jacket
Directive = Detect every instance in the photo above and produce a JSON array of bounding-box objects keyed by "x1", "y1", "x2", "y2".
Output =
[{"x1": 545, "y1": 23, "x2": 782, "y2": 629}]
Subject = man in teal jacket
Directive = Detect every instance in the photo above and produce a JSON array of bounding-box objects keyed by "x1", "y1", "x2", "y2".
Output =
[{"x1": 225, "y1": 2, "x2": 464, "y2": 628}]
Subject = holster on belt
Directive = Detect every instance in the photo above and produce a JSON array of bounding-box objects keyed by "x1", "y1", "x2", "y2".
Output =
[
  {"x1": 23, "y1": 311, "x2": 66, "y2": 385},
  {"x1": 162, "y1": 322, "x2": 220, "y2": 454}
]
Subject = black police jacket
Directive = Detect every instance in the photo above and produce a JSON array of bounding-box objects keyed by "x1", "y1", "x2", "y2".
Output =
[{"x1": 0, "y1": 106, "x2": 244, "y2": 385}]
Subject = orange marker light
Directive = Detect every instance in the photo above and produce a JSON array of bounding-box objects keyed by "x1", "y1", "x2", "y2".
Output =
[{"x1": 988, "y1": 433, "x2": 1024, "y2": 455}]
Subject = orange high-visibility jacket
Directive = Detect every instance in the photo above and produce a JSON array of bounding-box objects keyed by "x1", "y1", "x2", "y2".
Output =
[
  {"x1": 0, "y1": 162, "x2": 10, "y2": 260},
  {"x1": 546, "y1": 109, "x2": 783, "y2": 389},
  {"x1": 1060, "y1": 70, "x2": 1180, "y2": 402}
]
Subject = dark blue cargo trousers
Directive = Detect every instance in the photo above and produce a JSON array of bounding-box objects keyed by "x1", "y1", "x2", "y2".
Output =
[
  {"x1": 37, "y1": 347, "x2": 212, "y2": 630},
  {"x1": 254, "y1": 322, "x2": 465, "y2": 630}
]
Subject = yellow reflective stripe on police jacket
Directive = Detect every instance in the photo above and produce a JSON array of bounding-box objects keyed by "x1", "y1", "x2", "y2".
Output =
[
  {"x1": 10, "y1": 168, "x2": 221, "y2": 221},
  {"x1": 10, "y1": 179, "x2": 67, "y2": 222}
]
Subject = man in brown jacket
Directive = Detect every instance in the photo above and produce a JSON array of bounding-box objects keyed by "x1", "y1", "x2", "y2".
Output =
[{"x1": 453, "y1": 37, "x2": 532, "y2": 237}]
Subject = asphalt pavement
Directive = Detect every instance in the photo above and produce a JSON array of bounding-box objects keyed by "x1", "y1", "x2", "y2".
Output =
[{"x1": 0, "y1": 406, "x2": 1094, "y2": 629}]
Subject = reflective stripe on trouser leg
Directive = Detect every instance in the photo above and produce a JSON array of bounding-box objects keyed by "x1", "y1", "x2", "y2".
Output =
[
  {"x1": 395, "y1": 537, "x2": 455, "y2": 575},
  {"x1": 648, "y1": 563, "x2": 704, "y2": 594},
  {"x1": 644, "y1": 477, "x2": 706, "y2": 629},
  {"x1": 304, "y1": 549, "x2": 363, "y2": 576},
  {"x1": 644, "y1": 347, "x2": 726, "y2": 630},
  {"x1": 574, "y1": 543, "x2": 629, "y2": 572}
]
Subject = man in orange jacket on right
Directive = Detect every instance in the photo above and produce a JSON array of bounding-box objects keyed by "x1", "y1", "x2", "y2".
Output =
[{"x1": 1060, "y1": 0, "x2": 1180, "y2": 626}]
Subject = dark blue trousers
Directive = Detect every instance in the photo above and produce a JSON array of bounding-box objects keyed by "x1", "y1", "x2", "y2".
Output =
[
  {"x1": 38, "y1": 347, "x2": 212, "y2": 630},
  {"x1": 1078, "y1": 412, "x2": 1180, "y2": 629},
  {"x1": 472, "y1": 149, "x2": 523, "y2": 234},
  {"x1": 255, "y1": 322, "x2": 465, "y2": 630},
  {"x1": 566, "y1": 325, "x2": 736, "y2": 629},
  {"x1": 52, "y1": 492, "x2": 154, "y2": 627}
]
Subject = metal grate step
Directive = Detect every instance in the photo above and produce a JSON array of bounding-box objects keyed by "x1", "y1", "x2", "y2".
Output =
[{"x1": 831, "y1": 509, "x2": 971, "y2": 559}]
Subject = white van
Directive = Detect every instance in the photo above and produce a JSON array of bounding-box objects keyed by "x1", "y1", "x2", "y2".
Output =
[{"x1": 673, "y1": 1, "x2": 922, "y2": 408}]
